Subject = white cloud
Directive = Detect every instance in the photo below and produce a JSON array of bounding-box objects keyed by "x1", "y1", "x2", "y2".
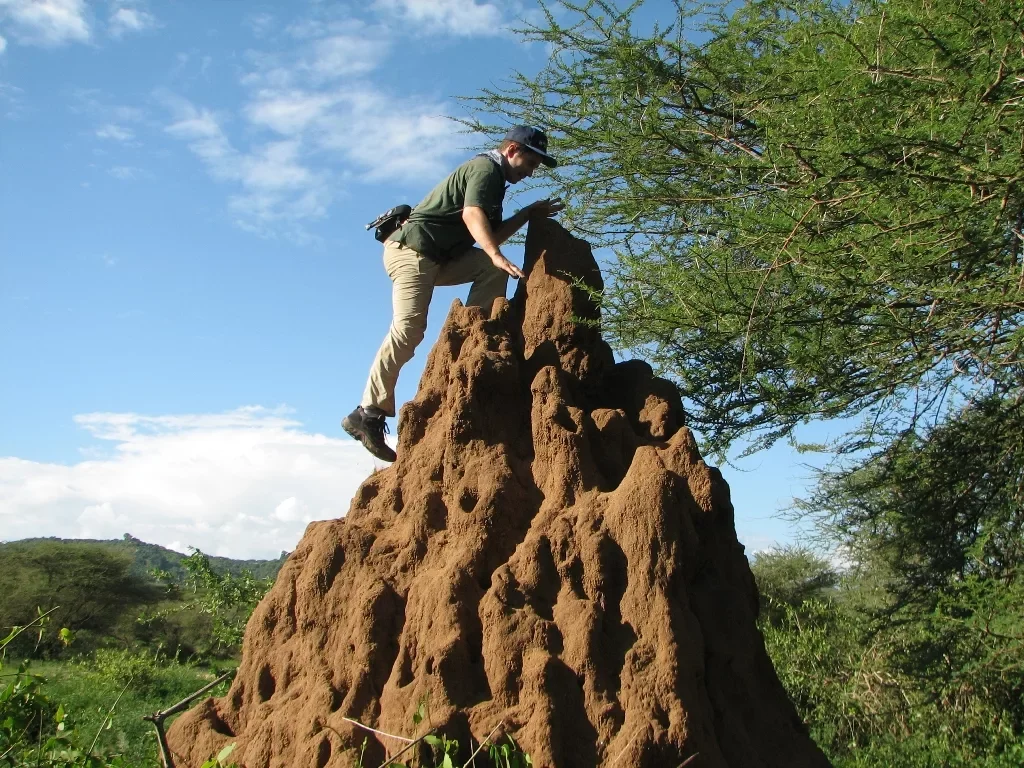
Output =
[
  {"x1": 159, "y1": 10, "x2": 476, "y2": 237},
  {"x1": 0, "y1": 0, "x2": 90, "y2": 46},
  {"x1": 314, "y1": 87, "x2": 466, "y2": 182},
  {"x1": 241, "y1": 139, "x2": 312, "y2": 191},
  {"x1": 244, "y1": 20, "x2": 390, "y2": 90},
  {"x1": 0, "y1": 407, "x2": 387, "y2": 559},
  {"x1": 108, "y1": 4, "x2": 157, "y2": 38},
  {"x1": 161, "y1": 91, "x2": 331, "y2": 235},
  {"x1": 244, "y1": 84, "x2": 468, "y2": 184},
  {"x1": 374, "y1": 0, "x2": 506, "y2": 37},
  {"x1": 245, "y1": 90, "x2": 336, "y2": 135},
  {"x1": 96, "y1": 123, "x2": 134, "y2": 141},
  {"x1": 245, "y1": 12, "x2": 274, "y2": 39},
  {"x1": 305, "y1": 32, "x2": 384, "y2": 80},
  {"x1": 161, "y1": 94, "x2": 238, "y2": 175},
  {"x1": 0, "y1": 33, "x2": 7, "y2": 53}
]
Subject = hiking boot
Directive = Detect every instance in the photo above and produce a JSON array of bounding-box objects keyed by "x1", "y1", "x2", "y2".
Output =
[{"x1": 342, "y1": 406, "x2": 396, "y2": 462}]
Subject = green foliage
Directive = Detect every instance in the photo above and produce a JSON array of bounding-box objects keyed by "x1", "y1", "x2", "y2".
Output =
[
  {"x1": 7, "y1": 535, "x2": 288, "y2": 582},
  {"x1": 0, "y1": 538, "x2": 285, "y2": 661},
  {"x1": 749, "y1": 546, "x2": 838, "y2": 621},
  {"x1": 199, "y1": 742, "x2": 238, "y2": 768},
  {"x1": 354, "y1": 699, "x2": 532, "y2": 768},
  {"x1": 469, "y1": 0, "x2": 1024, "y2": 456},
  {"x1": 0, "y1": 539, "x2": 272, "y2": 764},
  {"x1": 800, "y1": 394, "x2": 1024, "y2": 751},
  {"x1": 36, "y1": 656, "x2": 230, "y2": 766},
  {"x1": 1, "y1": 613, "x2": 126, "y2": 767},
  {"x1": 85, "y1": 649, "x2": 163, "y2": 689},
  {"x1": 0, "y1": 543, "x2": 162, "y2": 657},
  {"x1": 422, "y1": 732, "x2": 458, "y2": 768},
  {"x1": 148, "y1": 548, "x2": 274, "y2": 655},
  {"x1": 755, "y1": 550, "x2": 1024, "y2": 767},
  {"x1": 487, "y1": 736, "x2": 532, "y2": 768}
]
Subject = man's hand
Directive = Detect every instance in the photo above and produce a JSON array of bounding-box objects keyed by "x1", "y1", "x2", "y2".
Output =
[
  {"x1": 489, "y1": 252, "x2": 525, "y2": 280},
  {"x1": 525, "y1": 198, "x2": 566, "y2": 219}
]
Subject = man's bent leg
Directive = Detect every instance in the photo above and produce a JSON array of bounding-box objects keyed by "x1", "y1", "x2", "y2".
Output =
[
  {"x1": 437, "y1": 246, "x2": 509, "y2": 314},
  {"x1": 361, "y1": 241, "x2": 439, "y2": 416}
]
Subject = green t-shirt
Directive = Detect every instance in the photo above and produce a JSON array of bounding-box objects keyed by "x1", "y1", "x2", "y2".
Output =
[{"x1": 390, "y1": 154, "x2": 506, "y2": 262}]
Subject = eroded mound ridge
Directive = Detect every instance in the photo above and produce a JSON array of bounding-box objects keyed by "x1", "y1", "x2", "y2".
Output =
[{"x1": 167, "y1": 219, "x2": 831, "y2": 768}]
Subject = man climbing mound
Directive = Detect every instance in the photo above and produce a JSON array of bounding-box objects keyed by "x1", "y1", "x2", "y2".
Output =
[{"x1": 343, "y1": 126, "x2": 564, "y2": 462}]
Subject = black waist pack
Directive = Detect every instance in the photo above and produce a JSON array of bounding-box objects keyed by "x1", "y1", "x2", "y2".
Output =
[{"x1": 365, "y1": 204, "x2": 412, "y2": 242}]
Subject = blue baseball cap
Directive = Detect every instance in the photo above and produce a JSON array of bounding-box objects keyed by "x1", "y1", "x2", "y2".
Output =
[{"x1": 503, "y1": 125, "x2": 557, "y2": 168}]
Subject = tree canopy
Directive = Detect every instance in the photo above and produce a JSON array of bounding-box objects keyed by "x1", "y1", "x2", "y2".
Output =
[{"x1": 470, "y1": 0, "x2": 1024, "y2": 456}]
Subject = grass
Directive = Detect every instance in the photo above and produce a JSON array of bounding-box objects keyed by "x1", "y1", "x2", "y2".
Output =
[{"x1": 28, "y1": 658, "x2": 233, "y2": 767}]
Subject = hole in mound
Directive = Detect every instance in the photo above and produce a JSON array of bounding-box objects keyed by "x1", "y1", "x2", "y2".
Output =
[
  {"x1": 355, "y1": 482, "x2": 379, "y2": 506},
  {"x1": 567, "y1": 556, "x2": 586, "y2": 599},
  {"x1": 446, "y1": 328, "x2": 467, "y2": 361},
  {"x1": 467, "y1": 628, "x2": 482, "y2": 665},
  {"x1": 425, "y1": 657, "x2": 434, "y2": 675},
  {"x1": 424, "y1": 491, "x2": 448, "y2": 531},
  {"x1": 367, "y1": 584, "x2": 405, "y2": 697},
  {"x1": 321, "y1": 547, "x2": 345, "y2": 594},
  {"x1": 257, "y1": 664, "x2": 276, "y2": 702},
  {"x1": 405, "y1": 392, "x2": 442, "y2": 445},
  {"x1": 329, "y1": 686, "x2": 345, "y2": 712},
  {"x1": 553, "y1": 403, "x2": 578, "y2": 433},
  {"x1": 477, "y1": 570, "x2": 492, "y2": 592},
  {"x1": 397, "y1": 649, "x2": 414, "y2": 688},
  {"x1": 459, "y1": 487, "x2": 478, "y2": 513},
  {"x1": 316, "y1": 737, "x2": 331, "y2": 768},
  {"x1": 208, "y1": 708, "x2": 235, "y2": 737}
]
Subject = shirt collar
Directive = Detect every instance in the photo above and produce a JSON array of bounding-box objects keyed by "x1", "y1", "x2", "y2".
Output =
[{"x1": 483, "y1": 149, "x2": 513, "y2": 182}]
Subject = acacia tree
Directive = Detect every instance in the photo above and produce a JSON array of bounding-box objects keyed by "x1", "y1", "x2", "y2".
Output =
[{"x1": 469, "y1": 0, "x2": 1024, "y2": 455}]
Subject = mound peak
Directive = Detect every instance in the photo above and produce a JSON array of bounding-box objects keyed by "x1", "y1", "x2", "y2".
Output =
[{"x1": 167, "y1": 219, "x2": 830, "y2": 768}]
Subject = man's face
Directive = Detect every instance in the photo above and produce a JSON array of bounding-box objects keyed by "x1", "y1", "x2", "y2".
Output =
[{"x1": 505, "y1": 143, "x2": 544, "y2": 183}]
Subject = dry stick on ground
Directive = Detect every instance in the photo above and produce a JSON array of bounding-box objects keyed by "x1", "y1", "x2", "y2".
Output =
[
  {"x1": 341, "y1": 716, "x2": 416, "y2": 744},
  {"x1": 372, "y1": 729, "x2": 438, "y2": 768},
  {"x1": 610, "y1": 725, "x2": 647, "y2": 765},
  {"x1": 341, "y1": 716, "x2": 437, "y2": 768},
  {"x1": 462, "y1": 720, "x2": 506, "y2": 768},
  {"x1": 678, "y1": 753, "x2": 700, "y2": 767},
  {"x1": 142, "y1": 671, "x2": 233, "y2": 768}
]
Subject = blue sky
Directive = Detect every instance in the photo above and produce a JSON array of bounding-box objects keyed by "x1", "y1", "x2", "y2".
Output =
[{"x1": 0, "y1": 0, "x2": 829, "y2": 559}]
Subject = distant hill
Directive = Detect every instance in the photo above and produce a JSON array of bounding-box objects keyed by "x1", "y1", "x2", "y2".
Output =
[{"x1": 2, "y1": 534, "x2": 289, "y2": 581}]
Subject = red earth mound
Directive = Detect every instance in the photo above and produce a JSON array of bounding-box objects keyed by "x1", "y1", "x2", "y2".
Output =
[{"x1": 167, "y1": 219, "x2": 831, "y2": 768}]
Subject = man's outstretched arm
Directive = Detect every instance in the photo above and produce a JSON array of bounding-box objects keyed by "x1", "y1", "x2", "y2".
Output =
[
  {"x1": 492, "y1": 199, "x2": 564, "y2": 244},
  {"x1": 463, "y1": 199, "x2": 565, "y2": 279},
  {"x1": 462, "y1": 205, "x2": 525, "y2": 279}
]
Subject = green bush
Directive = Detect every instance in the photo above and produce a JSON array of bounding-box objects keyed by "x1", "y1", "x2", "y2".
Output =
[
  {"x1": 1, "y1": 614, "x2": 127, "y2": 767},
  {"x1": 755, "y1": 556, "x2": 1024, "y2": 767},
  {"x1": 85, "y1": 649, "x2": 163, "y2": 689}
]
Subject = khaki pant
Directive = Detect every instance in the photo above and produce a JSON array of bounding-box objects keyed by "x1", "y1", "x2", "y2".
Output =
[{"x1": 360, "y1": 240, "x2": 509, "y2": 416}]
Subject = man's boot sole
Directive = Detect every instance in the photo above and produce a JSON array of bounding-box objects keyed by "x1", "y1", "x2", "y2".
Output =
[{"x1": 341, "y1": 417, "x2": 396, "y2": 462}]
